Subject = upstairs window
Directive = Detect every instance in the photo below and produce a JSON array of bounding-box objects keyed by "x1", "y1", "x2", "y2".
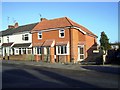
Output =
[
  {"x1": 38, "y1": 32, "x2": 42, "y2": 39},
  {"x1": 59, "y1": 29, "x2": 65, "y2": 38},
  {"x1": 22, "y1": 34, "x2": 29, "y2": 41},
  {"x1": 7, "y1": 36, "x2": 9, "y2": 43}
]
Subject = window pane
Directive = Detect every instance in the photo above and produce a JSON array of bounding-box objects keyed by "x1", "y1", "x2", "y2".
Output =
[
  {"x1": 22, "y1": 48, "x2": 26, "y2": 54},
  {"x1": 47, "y1": 47, "x2": 50, "y2": 54},
  {"x1": 39, "y1": 32, "x2": 42, "y2": 35},
  {"x1": 22, "y1": 35, "x2": 24, "y2": 40},
  {"x1": 65, "y1": 46, "x2": 67, "y2": 53},
  {"x1": 25, "y1": 37, "x2": 28, "y2": 40},
  {"x1": 38, "y1": 32, "x2": 42, "y2": 39},
  {"x1": 37, "y1": 47, "x2": 41, "y2": 54},
  {"x1": 80, "y1": 47, "x2": 84, "y2": 54},
  {"x1": 61, "y1": 30, "x2": 64, "y2": 32},
  {"x1": 39, "y1": 35, "x2": 42, "y2": 38},
  {"x1": 80, "y1": 55, "x2": 84, "y2": 59},
  {"x1": 37, "y1": 47, "x2": 39, "y2": 54},
  {"x1": 61, "y1": 33, "x2": 64, "y2": 37},
  {"x1": 28, "y1": 49, "x2": 31, "y2": 54},
  {"x1": 61, "y1": 46, "x2": 64, "y2": 54},
  {"x1": 59, "y1": 30, "x2": 64, "y2": 37},
  {"x1": 58, "y1": 46, "x2": 60, "y2": 54},
  {"x1": 25, "y1": 34, "x2": 28, "y2": 37}
]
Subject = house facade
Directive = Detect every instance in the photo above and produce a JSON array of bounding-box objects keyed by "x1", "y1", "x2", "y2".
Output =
[
  {"x1": 0, "y1": 22, "x2": 38, "y2": 60},
  {"x1": 110, "y1": 43, "x2": 120, "y2": 50},
  {"x1": 32, "y1": 17, "x2": 98, "y2": 63},
  {"x1": 0, "y1": 32, "x2": 3, "y2": 57}
]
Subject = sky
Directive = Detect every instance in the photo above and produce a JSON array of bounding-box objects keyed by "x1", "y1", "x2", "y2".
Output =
[{"x1": 1, "y1": 2, "x2": 118, "y2": 43}]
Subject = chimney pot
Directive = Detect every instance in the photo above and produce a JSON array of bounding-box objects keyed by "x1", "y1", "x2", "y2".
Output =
[
  {"x1": 14, "y1": 22, "x2": 19, "y2": 28},
  {"x1": 8, "y1": 25, "x2": 14, "y2": 29},
  {"x1": 40, "y1": 18, "x2": 47, "y2": 22}
]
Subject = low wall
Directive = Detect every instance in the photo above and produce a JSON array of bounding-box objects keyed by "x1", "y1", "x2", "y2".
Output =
[
  {"x1": 55, "y1": 55, "x2": 70, "y2": 63},
  {"x1": 4, "y1": 54, "x2": 35, "y2": 61}
]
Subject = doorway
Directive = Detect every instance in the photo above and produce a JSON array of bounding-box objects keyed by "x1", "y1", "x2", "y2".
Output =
[{"x1": 78, "y1": 45, "x2": 84, "y2": 61}]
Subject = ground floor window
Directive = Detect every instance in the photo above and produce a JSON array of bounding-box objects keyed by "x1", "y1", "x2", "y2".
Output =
[
  {"x1": 57, "y1": 45, "x2": 67, "y2": 55},
  {"x1": 22, "y1": 48, "x2": 26, "y2": 54},
  {"x1": 78, "y1": 45, "x2": 84, "y2": 60},
  {"x1": 28, "y1": 48, "x2": 32, "y2": 54},
  {"x1": 37, "y1": 47, "x2": 42, "y2": 55},
  {"x1": 19, "y1": 48, "x2": 22, "y2": 55},
  {"x1": 12, "y1": 48, "x2": 14, "y2": 55},
  {"x1": 44, "y1": 47, "x2": 50, "y2": 55}
]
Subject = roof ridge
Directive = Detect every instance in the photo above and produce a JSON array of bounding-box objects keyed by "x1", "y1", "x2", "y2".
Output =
[
  {"x1": 65, "y1": 17, "x2": 74, "y2": 26},
  {"x1": 45, "y1": 17, "x2": 67, "y2": 21},
  {"x1": 18, "y1": 22, "x2": 38, "y2": 27}
]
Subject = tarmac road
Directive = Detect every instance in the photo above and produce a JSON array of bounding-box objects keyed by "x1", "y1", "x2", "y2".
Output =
[{"x1": 2, "y1": 62, "x2": 119, "y2": 89}]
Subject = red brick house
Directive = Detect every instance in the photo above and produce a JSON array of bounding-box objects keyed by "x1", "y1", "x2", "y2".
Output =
[{"x1": 31, "y1": 17, "x2": 97, "y2": 63}]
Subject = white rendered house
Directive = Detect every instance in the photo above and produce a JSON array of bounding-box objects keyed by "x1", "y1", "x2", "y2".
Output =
[{"x1": 1, "y1": 22, "x2": 38, "y2": 58}]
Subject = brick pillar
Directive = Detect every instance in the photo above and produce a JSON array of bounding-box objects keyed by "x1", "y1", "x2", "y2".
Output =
[
  {"x1": 71, "y1": 29, "x2": 78, "y2": 63},
  {"x1": 56, "y1": 55, "x2": 59, "y2": 63},
  {"x1": 42, "y1": 54, "x2": 44, "y2": 61},
  {"x1": 50, "y1": 47, "x2": 55, "y2": 63},
  {"x1": 41, "y1": 47, "x2": 44, "y2": 61},
  {"x1": 66, "y1": 55, "x2": 70, "y2": 63}
]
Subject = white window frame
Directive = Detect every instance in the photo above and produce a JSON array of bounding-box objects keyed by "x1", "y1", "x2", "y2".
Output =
[
  {"x1": 56, "y1": 45, "x2": 68, "y2": 55},
  {"x1": 38, "y1": 32, "x2": 42, "y2": 39},
  {"x1": 15, "y1": 48, "x2": 19, "y2": 55},
  {"x1": 78, "y1": 45, "x2": 84, "y2": 61},
  {"x1": 59, "y1": 29, "x2": 65, "y2": 38},
  {"x1": 22, "y1": 34, "x2": 29, "y2": 41},
  {"x1": 7, "y1": 36, "x2": 9, "y2": 43},
  {"x1": 36, "y1": 47, "x2": 42, "y2": 55},
  {"x1": 22, "y1": 48, "x2": 26, "y2": 54}
]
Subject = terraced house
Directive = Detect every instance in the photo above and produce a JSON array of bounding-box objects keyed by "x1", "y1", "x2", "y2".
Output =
[
  {"x1": 0, "y1": 22, "x2": 38, "y2": 60},
  {"x1": 32, "y1": 17, "x2": 98, "y2": 63}
]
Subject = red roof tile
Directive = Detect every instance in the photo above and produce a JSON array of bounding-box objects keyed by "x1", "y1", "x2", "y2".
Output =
[
  {"x1": 32, "y1": 17, "x2": 97, "y2": 37},
  {"x1": 56, "y1": 41, "x2": 68, "y2": 46},
  {"x1": 33, "y1": 42, "x2": 43, "y2": 47},
  {"x1": 43, "y1": 40, "x2": 54, "y2": 47},
  {"x1": 78, "y1": 41, "x2": 86, "y2": 45}
]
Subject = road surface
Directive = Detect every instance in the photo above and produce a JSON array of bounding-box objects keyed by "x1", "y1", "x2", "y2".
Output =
[{"x1": 2, "y1": 63, "x2": 119, "y2": 89}]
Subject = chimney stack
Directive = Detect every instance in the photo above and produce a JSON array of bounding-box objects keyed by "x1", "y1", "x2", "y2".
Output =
[
  {"x1": 8, "y1": 22, "x2": 19, "y2": 29},
  {"x1": 8, "y1": 25, "x2": 14, "y2": 29},
  {"x1": 14, "y1": 22, "x2": 19, "y2": 28},
  {"x1": 40, "y1": 18, "x2": 47, "y2": 22}
]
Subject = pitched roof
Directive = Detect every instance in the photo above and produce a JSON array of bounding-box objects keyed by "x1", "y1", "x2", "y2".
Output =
[
  {"x1": 43, "y1": 40, "x2": 54, "y2": 47},
  {"x1": 2, "y1": 23, "x2": 38, "y2": 36},
  {"x1": 12, "y1": 43, "x2": 31, "y2": 47},
  {"x1": 33, "y1": 42, "x2": 44, "y2": 47},
  {"x1": 32, "y1": 17, "x2": 97, "y2": 37},
  {"x1": 56, "y1": 41, "x2": 68, "y2": 46},
  {"x1": 2, "y1": 42, "x2": 14, "y2": 47}
]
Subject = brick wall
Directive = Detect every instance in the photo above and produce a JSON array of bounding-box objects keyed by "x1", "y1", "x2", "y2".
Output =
[
  {"x1": 6, "y1": 54, "x2": 35, "y2": 61},
  {"x1": 70, "y1": 28, "x2": 79, "y2": 62},
  {"x1": 32, "y1": 28, "x2": 70, "y2": 45}
]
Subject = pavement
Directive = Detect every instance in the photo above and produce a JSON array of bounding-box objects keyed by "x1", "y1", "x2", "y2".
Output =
[
  {"x1": 1, "y1": 60, "x2": 120, "y2": 74},
  {"x1": 2, "y1": 60, "x2": 88, "y2": 71}
]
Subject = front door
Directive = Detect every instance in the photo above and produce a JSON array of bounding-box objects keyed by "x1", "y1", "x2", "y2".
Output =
[
  {"x1": 44, "y1": 47, "x2": 50, "y2": 62},
  {"x1": 78, "y1": 45, "x2": 84, "y2": 61}
]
